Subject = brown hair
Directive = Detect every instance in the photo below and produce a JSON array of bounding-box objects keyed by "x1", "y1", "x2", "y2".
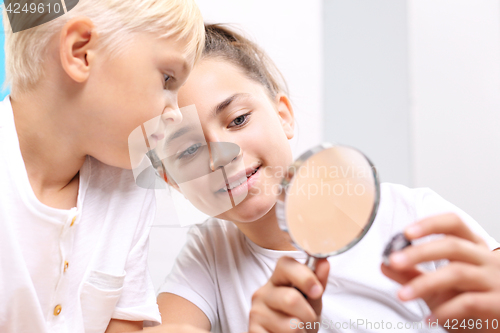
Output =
[{"x1": 202, "y1": 24, "x2": 289, "y2": 98}]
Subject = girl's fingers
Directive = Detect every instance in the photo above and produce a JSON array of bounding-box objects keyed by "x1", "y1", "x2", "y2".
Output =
[
  {"x1": 247, "y1": 324, "x2": 269, "y2": 333},
  {"x1": 250, "y1": 287, "x2": 309, "y2": 333},
  {"x1": 270, "y1": 257, "x2": 323, "y2": 300},
  {"x1": 380, "y1": 263, "x2": 421, "y2": 285},
  {"x1": 398, "y1": 263, "x2": 493, "y2": 302},
  {"x1": 314, "y1": 259, "x2": 330, "y2": 290},
  {"x1": 308, "y1": 258, "x2": 329, "y2": 316},
  {"x1": 432, "y1": 292, "x2": 500, "y2": 326},
  {"x1": 249, "y1": 257, "x2": 326, "y2": 333},
  {"x1": 389, "y1": 235, "x2": 491, "y2": 270},
  {"x1": 248, "y1": 311, "x2": 274, "y2": 333},
  {"x1": 405, "y1": 213, "x2": 487, "y2": 247},
  {"x1": 262, "y1": 286, "x2": 318, "y2": 324},
  {"x1": 249, "y1": 303, "x2": 306, "y2": 333}
]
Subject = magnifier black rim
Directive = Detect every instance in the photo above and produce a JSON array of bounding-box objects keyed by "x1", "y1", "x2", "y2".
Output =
[{"x1": 278, "y1": 143, "x2": 381, "y2": 258}]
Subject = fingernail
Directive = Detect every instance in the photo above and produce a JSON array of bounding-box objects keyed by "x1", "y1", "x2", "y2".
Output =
[
  {"x1": 406, "y1": 225, "x2": 422, "y2": 238},
  {"x1": 399, "y1": 286, "x2": 414, "y2": 300},
  {"x1": 390, "y1": 252, "x2": 408, "y2": 266},
  {"x1": 309, "y1": 284, "x2": 322, "y2": 298}
]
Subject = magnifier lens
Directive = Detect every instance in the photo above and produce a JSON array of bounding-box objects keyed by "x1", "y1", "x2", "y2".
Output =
[{"x1": 282, "y1": 145, "x2": 379, "y2": 258}]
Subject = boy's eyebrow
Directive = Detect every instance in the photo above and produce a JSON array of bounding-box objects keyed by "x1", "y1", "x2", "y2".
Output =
[
  {"x1": 212, "y1": 93, "x2": 251, "y2": 118},
  {"x1": 161, "y1": 55, "x2": 191, "y2": 79},
  {"x1": 176, "y1": 58, "x2": 191, "y2": 77}
]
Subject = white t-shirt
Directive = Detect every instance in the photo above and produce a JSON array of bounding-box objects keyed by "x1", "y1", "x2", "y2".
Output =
[
  {"x1": 159, "y1": 183, "x2": 500, "y2": 333},
  {"x1": 0, "y1": 96, "x2": 161, "y2": 333}
]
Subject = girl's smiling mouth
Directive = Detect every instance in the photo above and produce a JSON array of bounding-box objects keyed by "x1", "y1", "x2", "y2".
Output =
[{"x1": 215, "y1": 164, "x2": 261, "y2": 197}]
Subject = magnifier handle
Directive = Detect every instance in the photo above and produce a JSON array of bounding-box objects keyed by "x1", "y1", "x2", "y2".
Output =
[
  {"x1": 295, "y1": 255, "x2": 319, "y2": 299},
  {"x1": 305, "y1": 255, "x2": 318, "y2": 271}
]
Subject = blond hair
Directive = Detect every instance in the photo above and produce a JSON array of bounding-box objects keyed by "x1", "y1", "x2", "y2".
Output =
[{"x1": 2, "y1": 0, "x2": 205, "y2": 97}]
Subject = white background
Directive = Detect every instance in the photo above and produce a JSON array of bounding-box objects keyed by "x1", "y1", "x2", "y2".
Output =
[
  {"x1": 409, "y1": 0, "x2": 500, "y2": 242},
  {"x1": 149, "y1": 0, "x2": 500, "y2": 291}
]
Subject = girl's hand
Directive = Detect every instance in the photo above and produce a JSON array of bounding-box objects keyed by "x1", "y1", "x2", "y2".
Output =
[
  {"x1": 381, "y1": 213, "x2": 500, "y2": 332},
  {"x1": 248, "y1": 256, "x2": 330, "y2": 333}
]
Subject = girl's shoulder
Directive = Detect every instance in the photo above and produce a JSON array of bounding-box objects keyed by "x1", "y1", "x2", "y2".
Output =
[
  {"x1": 189, "y1": 217, "x2": 239, "y2": 236},
  {"x1": 186, "y1": 217, "x2": 247, "y2": 252},
  {"x1": 380, "y1": 182, "x2": 468, "y2": 224},
  {"x1": 380, "y1": 182, "x2": 436, "y2": 209},
  {"x1": 378, "y1": 182, "x2": 497, "y2": 250},
  {"x1": 379, "y1": 182, "x2": 453, "y2": 224}
]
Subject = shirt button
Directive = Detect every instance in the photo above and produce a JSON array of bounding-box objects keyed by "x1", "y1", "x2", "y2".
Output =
[
  {"x1": 64, "y1": 261, "x2": 69, "y2": 273},
  {"x1": 53, "y1": 304, "x2": 62, "y2": 316},
  {"x1": 70, "y1": 216, "x2": 76, "y2": 227}
]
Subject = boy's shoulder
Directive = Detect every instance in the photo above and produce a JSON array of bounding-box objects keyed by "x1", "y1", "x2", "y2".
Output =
[
  {"x1": 0, "y1": 96, "x2": 14, "y2": 134},
  {"x1": 85, "y1": 155, "x2": 148, "y2": 194},
  {"x1": 76, "y1": 156, "x2": 156, "y2": 238}
]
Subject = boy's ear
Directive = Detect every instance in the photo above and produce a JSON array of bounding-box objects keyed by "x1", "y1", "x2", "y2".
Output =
[
  {"x1": 275, "y1": 93, "x2": 295, "y2": 140},
  {"x1": 60, "y1": 17, "x2": 98, "y2": 83}
]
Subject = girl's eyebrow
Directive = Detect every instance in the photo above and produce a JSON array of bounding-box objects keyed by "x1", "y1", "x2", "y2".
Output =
[{"x1": 212, "y1": 93, "x2": 251, "y2": 118}]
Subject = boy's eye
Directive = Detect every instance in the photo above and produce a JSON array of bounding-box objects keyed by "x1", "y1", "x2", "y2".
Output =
[
  {"x1": 163, "y1": 74, "x2": 172, "y2": 89},
  {"x1": 228, "y1": 113, "x2": 251, "y2": 128},
  {"x1": 178, "y1": 143, "x2": 202, "y2": 160}
]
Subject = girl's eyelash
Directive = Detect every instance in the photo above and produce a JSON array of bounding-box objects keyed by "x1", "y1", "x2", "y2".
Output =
[{"x1": 228, "y1": 113, "x2": 252, "y2": 128}]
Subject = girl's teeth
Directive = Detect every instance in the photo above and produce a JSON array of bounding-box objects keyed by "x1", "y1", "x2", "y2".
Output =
[
  {"x1": 228, "y1": 176, "x2": 247, "y2": 190},
  {"x1": 218, "y1": 167, "x2": 260, "y2": 193},
  {"x1": 246, "y1": 167, "x2": 259, "y2": 177}
]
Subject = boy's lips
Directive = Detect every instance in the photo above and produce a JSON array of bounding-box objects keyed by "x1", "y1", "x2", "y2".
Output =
[
  {"x1": 150, "y1": 133, "x2": 165, "y2": 143},
  {"x1": 151, "y1": 133, "x2": 165, "y2": 141},
  {"x1": 147, "y1": 133, "x2": 165, "y2": 149},
  {"x1": 214, "y1": 164, "x2": 261, "y2": 194}
]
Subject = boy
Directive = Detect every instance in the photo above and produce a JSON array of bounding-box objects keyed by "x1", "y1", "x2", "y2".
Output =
[{"x1": 0, "y1": 1, "x2": 205, "y2": 332}]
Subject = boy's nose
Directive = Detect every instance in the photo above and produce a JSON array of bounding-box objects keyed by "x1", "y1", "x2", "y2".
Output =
[
  {"x1": 209, "y1": 142, "x2": 240, "y2": 171},
  {"x1": 161, "y1": 107, "x2": 182, "y2": 125}
]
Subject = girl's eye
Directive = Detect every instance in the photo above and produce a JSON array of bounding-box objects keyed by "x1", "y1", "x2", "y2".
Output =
[
  {"x1": 228, "y1": 113, "x2": 251, "y2": 128},
  {"x1": 178, "y1": 143, "x2": 202, "y2": 159},
  {"x1": 163, "y1": 74, "x2": 172, "y2": 89}
]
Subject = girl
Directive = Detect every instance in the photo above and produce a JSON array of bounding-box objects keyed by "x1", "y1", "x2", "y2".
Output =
[{"x1": 156, "y1": 24, "x2": 500, "y2": 333}]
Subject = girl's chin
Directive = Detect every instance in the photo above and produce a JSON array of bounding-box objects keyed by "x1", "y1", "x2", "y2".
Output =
[{"x1": 218, "y1": 193, "x2": 276, "y2": 223}]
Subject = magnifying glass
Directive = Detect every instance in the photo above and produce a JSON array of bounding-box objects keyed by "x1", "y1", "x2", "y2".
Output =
[{"x1": 276, "y1": 143, "x2": 381, "y2": 271}]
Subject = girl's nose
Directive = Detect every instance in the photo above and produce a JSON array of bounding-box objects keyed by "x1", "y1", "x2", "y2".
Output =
[{"x1": 209, "y1": 142, "x2": 241, "y2": 171}]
